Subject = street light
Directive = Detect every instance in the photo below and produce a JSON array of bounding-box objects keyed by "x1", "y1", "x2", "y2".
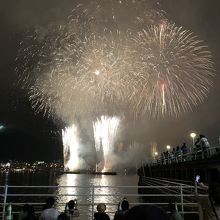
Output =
[
  {"x1": 154, "y1": 151, "x2": 159, "y2": 163},
  {"x1": 166, "y1": 145, "x2": 171, "y2": 164},
  {"x1": 190, "y1": 132, "x2": 196, "y2": 146},
  {"x1": 190, "y1": 132, "x2": 196, "y2": 153},
  {"x1": 166, "y1": 145, "x2": 171, "y2": 150}
]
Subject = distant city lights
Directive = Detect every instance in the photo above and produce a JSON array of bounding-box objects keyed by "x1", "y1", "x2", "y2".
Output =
[{"x1": 0, "y1": 124, "x2": 5, "y2": 130}]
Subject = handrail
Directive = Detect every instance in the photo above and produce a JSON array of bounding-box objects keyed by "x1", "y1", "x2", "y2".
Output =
[
  {"x1": 0, "y1": 184, "x2": 203, "y2": 219},
  {"x1": 2, "y1": 185, "x2": 8, "y2": 220},
  {"x1": 152, "y1": 145, "x2": 220, "y2": 165}
]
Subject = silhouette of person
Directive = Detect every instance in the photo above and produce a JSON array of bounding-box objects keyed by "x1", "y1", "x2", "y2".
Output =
[
  {"x1": 123, "y1": 205, "x2": 170, "y2": 220},
  {"x1": 94, "y1": 203, "x2": 110, "y2": 220},
  {"x1": 114, "y1": 198, "x2": 129, "y2": 220}
]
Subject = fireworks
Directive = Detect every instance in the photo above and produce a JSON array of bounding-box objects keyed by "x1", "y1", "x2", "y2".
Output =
[
  {"x1": 25, "y1": 31, "x2": 131, "y2": 119},
  {"x1": 62, "y1": 125, "x2": 81, "y2": 171},
  {"x1": 93, "y1": 115, "x2": 120, "y2": 171},
  {"x1": 62, "y1": 116, "x2": 120, "y2": 172},
  {"x1": 16, "y1": 1, "x2": 215, "y2": 120},
  {"x1": 127, "y1": 22, "x2": 215, "y2": 117}
]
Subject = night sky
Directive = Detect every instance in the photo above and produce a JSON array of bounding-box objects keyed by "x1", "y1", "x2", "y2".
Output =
[{"x1": 0, "y1": 0, "x2": 220, "y2": 162}]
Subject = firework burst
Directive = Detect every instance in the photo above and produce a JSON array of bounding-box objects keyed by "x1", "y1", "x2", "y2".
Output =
[
  {"x1": 24, "y1": 31, "x2": 130, "y2": 119},
  {"x1": 16, "y1": 1, "x2": 215, "y2": 120},
  {"x1": 128, "y1": 22, "x2": 215, "y2": 117}
]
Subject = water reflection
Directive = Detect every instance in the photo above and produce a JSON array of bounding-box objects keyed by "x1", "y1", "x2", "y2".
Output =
[
  {"x1": 0, "y1": 172, "x2": 140, "y2": 220},
  {"x1": 57, "y1": 174, "x2": 78, "y2": 206},
  {"x1": 56, "y1": 174, "x2": 139, "y2": 219}
]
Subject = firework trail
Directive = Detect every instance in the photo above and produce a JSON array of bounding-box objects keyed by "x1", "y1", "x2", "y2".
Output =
[
  {"x1": 62, "y1": 124, "x2": 81, "y2": 171},
  {"x1": 93, "y1": 115, "x2": 120, "y2": 171},
  {"x1": 127, "y1": 22, "x2": 215, "y2": 117}
]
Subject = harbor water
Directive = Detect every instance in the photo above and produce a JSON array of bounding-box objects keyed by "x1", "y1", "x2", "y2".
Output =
[{"x1": 0, "y1": 171, "x2": 141, "y2": 219}]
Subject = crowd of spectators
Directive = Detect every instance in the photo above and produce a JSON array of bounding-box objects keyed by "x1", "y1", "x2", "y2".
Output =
[
  {"x1": 9, "y1": 185, "x2": 220, "y2": 219},
  {"x1": 156, "y1": 134, "x2": 219, "y2": 165},
  {"x1": 14, "y1": 196, "x2": 185, "y2": 220},
  {"x1": 16, "y1": 197, "x2": 79, "y2": 220}
]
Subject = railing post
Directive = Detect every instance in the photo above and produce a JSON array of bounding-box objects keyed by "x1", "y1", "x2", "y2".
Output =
[
  {"x1": 142, "y1": 161, "x2": 146, "y2": 177},
  {"x1": 5, "y1": 203, "x2": 12, "y2": 220},
  {"x1": 180, "y1": 184, "x2": 184, "y2": 219},
  {"x1": 2, "y1": 184, "x2": 8, "y2": 220},
  {"x1": 91, "y1": 185, "x2": 95, "y2": 220},
  {"x1": 198, "y1": 201, "x2": 203, "y2": 220}
]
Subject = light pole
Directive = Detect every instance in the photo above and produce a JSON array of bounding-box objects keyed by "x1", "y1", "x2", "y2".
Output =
[
  {"x1": 154, "y1": 152, "x2": 158, "y2": 163},
  {"x1": 166, "y1": 145, "x2": 171, "y2": 163},
  {"x1": 190, "y1": 132, "x2": 196, "y2": 150},
  {"x1": 190, "y1": 133, "x2": 196, "y2": 156},
  {"x1": 190, "y1": 133, "x2": 196, "y2": 145}
]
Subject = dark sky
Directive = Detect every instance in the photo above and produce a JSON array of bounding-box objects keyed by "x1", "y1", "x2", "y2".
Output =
[{"x1": 0, "y1": 0, "x2": 220, "y2": 162}]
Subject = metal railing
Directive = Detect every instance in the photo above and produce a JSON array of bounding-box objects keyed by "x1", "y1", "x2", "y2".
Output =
[
  {"x1": 0, "y1": 183, "x2": 205, "y2": 220},
  {"x1": 153, "y1": 145, "x2": 220, "y2": 165}
]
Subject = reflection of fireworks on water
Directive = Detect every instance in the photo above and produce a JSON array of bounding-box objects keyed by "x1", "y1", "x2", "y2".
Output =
[
  {"x1": 62, "y1": 125, "x2": 81, "y2": 171},
  {"x1": 93, "y1": 116, "x2": 120, "y2": 171},
  {"x1": 128, "y1": 22, "x2": 215, "y2": 117}
]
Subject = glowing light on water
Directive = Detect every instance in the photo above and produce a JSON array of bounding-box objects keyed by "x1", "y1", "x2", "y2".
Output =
[
  {"x1": 62, "y1": 125, "x2": 80, "y2": 171},
  {"x1": 93, "y1": 116, "x2": 120, "y2": 171},
  {"x1": 56, "y1": 174, "x2": 77, "y2": 211},
  {"x1": 102, "y1": 167, "x2": 107, "y2": 173}
]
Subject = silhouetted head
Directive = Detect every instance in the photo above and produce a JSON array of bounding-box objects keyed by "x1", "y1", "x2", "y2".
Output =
[
  {"x1": 123, "y1": 205, "x2": 170, "y2": 220},
  {"x1": 97, "y1": 203, "x2": 106, "y2": 213},
  {"x1": 45, "y1": 197, "x2": 55, "y2": 208},
  {"x1": 121, "y1": 200, "x2": 129, "y2": 211},
  {"x1": 58, "y1": 213, "x2": 68, "y2": 220},
  {"x1": 67, "y1": 200, "x2": 75, "y2": 210}
]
